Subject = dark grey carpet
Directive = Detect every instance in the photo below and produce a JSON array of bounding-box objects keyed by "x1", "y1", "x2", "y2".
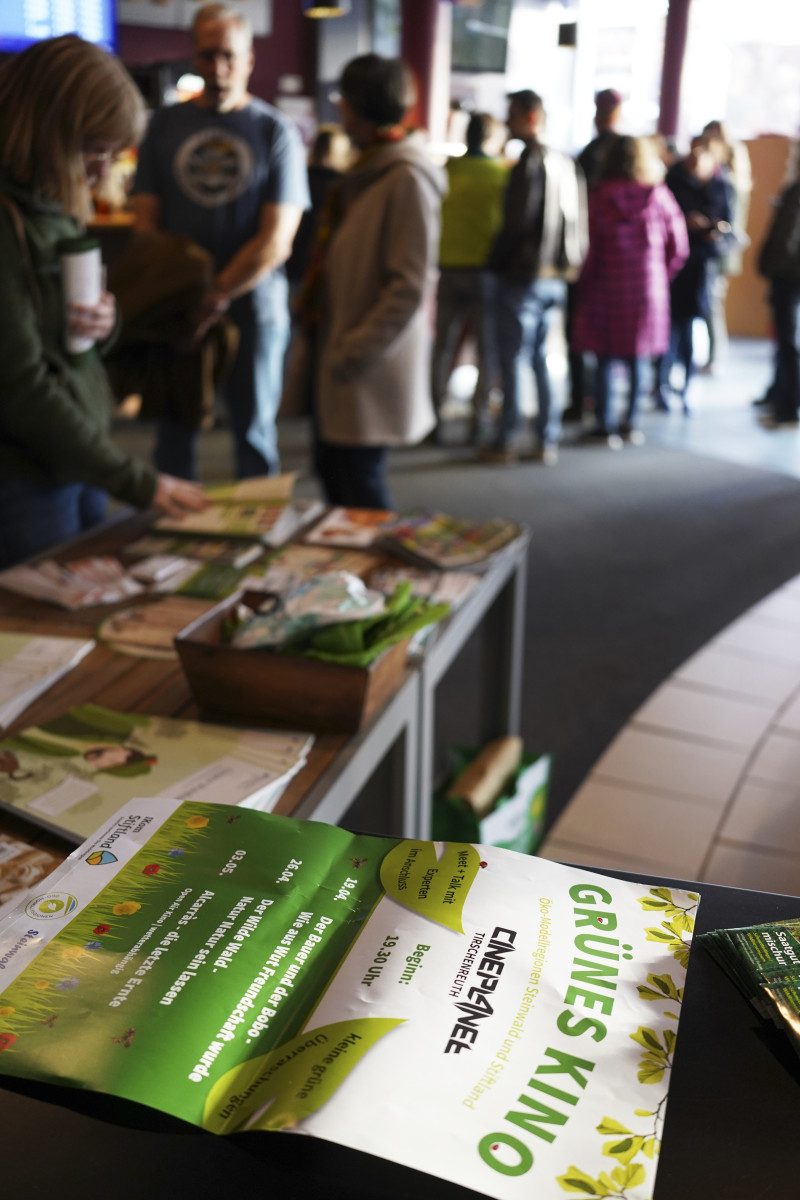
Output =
[{"x1": 379, "y1": 437, "x2": 800, "y2": 829}]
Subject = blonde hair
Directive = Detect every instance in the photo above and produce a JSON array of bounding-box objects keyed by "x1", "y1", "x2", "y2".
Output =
[
  {"x1": 309, "y1": 124, "x2": 352, "y2": 171},
  {"x1": 0, "y1": 35, "x2": 146, "y2": 221},
  {"x1": 602, "y1": 136, "x2": 664, "y2": 186}
]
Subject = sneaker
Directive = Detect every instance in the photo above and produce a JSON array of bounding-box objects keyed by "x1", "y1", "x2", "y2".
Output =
[
  {"x1": 618, "y1": 423, "x2": 645, "y2": 446},
  {"x1": 652, "y1": 390, "x2": 671, "y2": 413},
  {"x1": 478, "y1": 445, "x2": 519, "y2": 465},
  {"x1": 561, "y1": 406, "x2": 584, "y2": 424},
  {"x1": 581, "y1": 427, "x2": 623, "y2": 450},
  {"x1": 531, "y1": 444, "x2": 559, "y2": 466},
  {"x1": 758, "y1": 414, "x2": 800, "y2": 430}
]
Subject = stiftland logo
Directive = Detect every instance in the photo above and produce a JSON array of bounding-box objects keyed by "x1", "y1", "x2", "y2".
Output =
[
  {"x1": 86, "y1": 850, "x2": 118, "y2": 867},
  {"x1": 24, "y1": 892, "x2": 79, "y2": 921}
]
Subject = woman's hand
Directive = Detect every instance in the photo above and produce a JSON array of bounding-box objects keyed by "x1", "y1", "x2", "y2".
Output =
[
  {"x1": 152, "y1": 474, "x2": 209, "y2": 519},
  {"x1": 67, "y1": 289, "x2": 117, "y2": 343},
  {"x1": 686, "y1": 211, "x2": 712, "y2": 233}
]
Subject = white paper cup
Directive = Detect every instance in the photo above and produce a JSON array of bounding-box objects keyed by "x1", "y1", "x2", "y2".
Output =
[{"x1": 60, "y1": 237, "x2": 102, "y2": 355}]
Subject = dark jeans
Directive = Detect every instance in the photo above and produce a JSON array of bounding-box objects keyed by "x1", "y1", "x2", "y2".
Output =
[
  {"x1": 0, "y1": 480, "x2": 107, "y2": 569},
  {"x1": 658, "y1": 317, "x2": 694, "y2": 404},
  {"x1": 495, "y1": 276, "x2": 566, "y2": 448},
  {"x1": 565, "y1": 280, "x2": 585, "y2": 415},
  {"x1": 313, "y1": 437, "x2": 391, "y2": 510},
  {"x1": 771, "y1": 279, "x2": 800, "y2": 422},
  {"x1": 155, "y1": 303, "x2": 290, "y2": 481},
  {"x1": 594, "y1": 356, "x2": 644, "y2": 431},
  {"x1": 432, "y1": 269, "x2": 498, "y2": 419}
]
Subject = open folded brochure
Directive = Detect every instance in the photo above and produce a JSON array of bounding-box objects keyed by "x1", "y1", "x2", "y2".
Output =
[
  {"x1": 0, "y1": 797, "x2": 699, "y2": 1199},
  {"x1": 0, "y1": 705, "x2": 313, "y2": 843}
]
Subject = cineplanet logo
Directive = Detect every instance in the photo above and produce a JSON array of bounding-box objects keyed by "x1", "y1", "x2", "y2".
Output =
[
  {"x1": 86, "y1": 850, "x2": 117, "y2": 867},
  {"x1": 25, "y1": 892, "x2": 79, "y2": 921}
]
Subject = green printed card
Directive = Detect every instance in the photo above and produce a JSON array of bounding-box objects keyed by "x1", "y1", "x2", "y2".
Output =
[
  {"x1": 0, "y1": 799, "x2": 699, "y2": 1200},
  {"x1": 0, "y1": 704, "x2": 312, "y2": 843}
]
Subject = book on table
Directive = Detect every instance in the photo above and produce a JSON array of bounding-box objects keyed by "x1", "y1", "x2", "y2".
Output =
[
  {"x1": 0, "y1": 794, "x2": 699, "y2": 1200},
  {"x1": 0, "y1": 703, "x2": 314, "y2": 843}
]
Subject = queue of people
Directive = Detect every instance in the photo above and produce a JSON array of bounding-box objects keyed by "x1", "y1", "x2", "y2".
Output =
[{"x1": 0, "y1": 11, "x2": 791, "y2": 573}]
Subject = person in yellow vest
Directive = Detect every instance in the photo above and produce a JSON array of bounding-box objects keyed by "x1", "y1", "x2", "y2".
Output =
[{"x1": 431, "y1": 112, "x2": 509, "y2": 444}]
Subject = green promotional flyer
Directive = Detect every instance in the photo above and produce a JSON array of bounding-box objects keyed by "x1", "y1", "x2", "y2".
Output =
[{"x1": 0, "y1": 799, "x2": 699, "y2": 1199}]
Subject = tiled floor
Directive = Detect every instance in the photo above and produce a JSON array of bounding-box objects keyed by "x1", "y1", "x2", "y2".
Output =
[
  {"x1": 540, "y1": 572, "x2": 800, "y2": 894},
  {"x1": 537, "y1": 334, "x2": 800, "y2": 895}
]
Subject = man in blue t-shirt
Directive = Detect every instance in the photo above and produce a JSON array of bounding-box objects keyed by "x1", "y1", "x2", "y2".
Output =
[{"x1": 131, "y1": 2, "x2": 309, "y2": 479}]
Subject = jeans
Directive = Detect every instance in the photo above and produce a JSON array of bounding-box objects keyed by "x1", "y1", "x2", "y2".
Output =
[
  {"x1": 313, "y1": 438, "x2": 391, "y2": 510},
  {"x1": 495, "y1": 277, "x2": 566, "y2": 448},
  {"x1": 155, "y1": 299, "x2": 290, "y2": 481},
  {"x1": 565, "y1": 280, "x2": 586, "y2": 415},
  {"x1": 432, "y1": 269, "x2": 498, "y2": 420},
  {"x1": 0, "y1": 480, "x2": 107, "y2": 569},
  {"x1": 771, "y1": 279, "x2": 800, "y2": 422},
  {"x1": 658, "y1": 317, "x2": 694, "y2": 407},
  {"x1": 594, "y1": 356, "x2": 644, "y2": 431}
]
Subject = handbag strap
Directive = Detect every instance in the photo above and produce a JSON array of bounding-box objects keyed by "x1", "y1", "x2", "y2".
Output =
[{"x1": 0, "y1": 190, "x2": 43, "y2": 315}]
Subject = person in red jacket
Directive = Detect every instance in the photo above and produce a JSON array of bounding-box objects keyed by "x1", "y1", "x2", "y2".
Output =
[{"x1": 573, "y1": 136, "x2": 688, "y2": 445}]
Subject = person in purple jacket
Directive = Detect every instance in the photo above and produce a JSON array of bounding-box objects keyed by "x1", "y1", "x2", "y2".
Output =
[{"x1": 573, "y1": 136, "x2": 688, "y2": 445}]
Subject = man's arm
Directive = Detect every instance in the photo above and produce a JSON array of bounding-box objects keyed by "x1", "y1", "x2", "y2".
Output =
[
  {"x1": 130, "y1": 193, "x2": 163, "y2": 234},
  {"x1": 214, "y1": 201, "x2": 303, "y2": 303}
]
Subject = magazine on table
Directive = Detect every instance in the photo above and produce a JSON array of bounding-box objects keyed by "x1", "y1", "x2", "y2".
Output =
[
  {"x1": 153, "y1": 475, "x2": 323, "y2": 546},
  {"x1": 0, "y1": 796, "x2": 699, "y2": 1200},
  {"x1": 0, "y1": 704, "x2": 314, "y2": 843},
  {"x1": 0, "y1": 632, "x2": 95, "y2": 729},
  {"x1": 122, "y1": 535, "x2": 266, "y2": 571},
  {"x1": 0, "y1": 557, "x2": 144, "y2": 610},
  {"x1": 378, "y1": 512, "x2": 525, "y2": 571},
  {"x1": 302, "y1": 507, "x2": 397, "y2": 548}
]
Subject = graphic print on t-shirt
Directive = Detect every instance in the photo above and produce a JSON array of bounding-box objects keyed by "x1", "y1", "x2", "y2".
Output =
[{"x1": 173, "y1": 128, "x2": 255, "y2": 208}]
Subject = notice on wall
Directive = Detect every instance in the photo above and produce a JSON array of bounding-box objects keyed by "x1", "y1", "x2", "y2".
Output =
[{"x1": 0, "y1": 798, "x2": 699, "y2": 1199}]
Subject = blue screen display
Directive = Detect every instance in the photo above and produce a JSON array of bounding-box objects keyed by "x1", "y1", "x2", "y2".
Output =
[{"x1": 0, "y1": 0, "x2": 115, "y2": 53}]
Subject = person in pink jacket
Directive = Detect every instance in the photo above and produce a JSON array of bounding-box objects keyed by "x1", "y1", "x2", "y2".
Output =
[{"x1": 573, "y1": 136, "x2": 688, "y2": 445}]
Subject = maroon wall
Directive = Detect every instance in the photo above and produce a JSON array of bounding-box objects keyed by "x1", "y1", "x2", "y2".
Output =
[{"x1": 116, "y1": 6, "x2": 316, "y2": 103}]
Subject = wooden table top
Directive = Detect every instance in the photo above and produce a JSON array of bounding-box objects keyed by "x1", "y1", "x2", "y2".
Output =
[{"x1": 0, "y1": 508, "x2": 352, "y2": 864}]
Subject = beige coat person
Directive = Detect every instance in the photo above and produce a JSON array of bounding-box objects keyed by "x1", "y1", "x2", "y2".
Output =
[{"x1": 287, "y1": 137, "x2": 445, "y2": 446}]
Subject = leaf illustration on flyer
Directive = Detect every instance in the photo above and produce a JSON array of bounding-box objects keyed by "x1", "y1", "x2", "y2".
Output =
[
  {"x1": 380, "y1": 840, "x2": 481, "y2": 932},
  {"x1": 203, "y1": 1017, "x2": 404, "y2": 1133}
]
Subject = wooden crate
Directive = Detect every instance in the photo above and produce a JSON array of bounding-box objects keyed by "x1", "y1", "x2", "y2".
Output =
[{"x1": 174, "y1": 591, "x2": 409, "y2": 733}]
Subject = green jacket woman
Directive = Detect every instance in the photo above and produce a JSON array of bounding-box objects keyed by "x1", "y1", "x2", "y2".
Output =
[{"x1": 0, "y1": 35, "x2": 206, "y2": 570}]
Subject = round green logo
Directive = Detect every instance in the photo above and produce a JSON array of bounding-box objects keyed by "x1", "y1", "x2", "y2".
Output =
[{"x1": 25, "y1": 892, "x2": 79, "y2": 921}]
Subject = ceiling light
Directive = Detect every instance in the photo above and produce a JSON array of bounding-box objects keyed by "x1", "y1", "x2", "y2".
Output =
[{"x1": 302, "y1": 1, "x2": 351, "y2": 15}]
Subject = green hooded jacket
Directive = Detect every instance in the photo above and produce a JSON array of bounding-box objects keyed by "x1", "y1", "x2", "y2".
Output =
[{"x1": 0, "y1": 170, "x2": 157, "y2": 507}]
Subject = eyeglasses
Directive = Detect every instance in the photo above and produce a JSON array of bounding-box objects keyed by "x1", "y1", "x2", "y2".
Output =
[{"x1": 83, "y1": 149, "x2": 115, "y2": 168}]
